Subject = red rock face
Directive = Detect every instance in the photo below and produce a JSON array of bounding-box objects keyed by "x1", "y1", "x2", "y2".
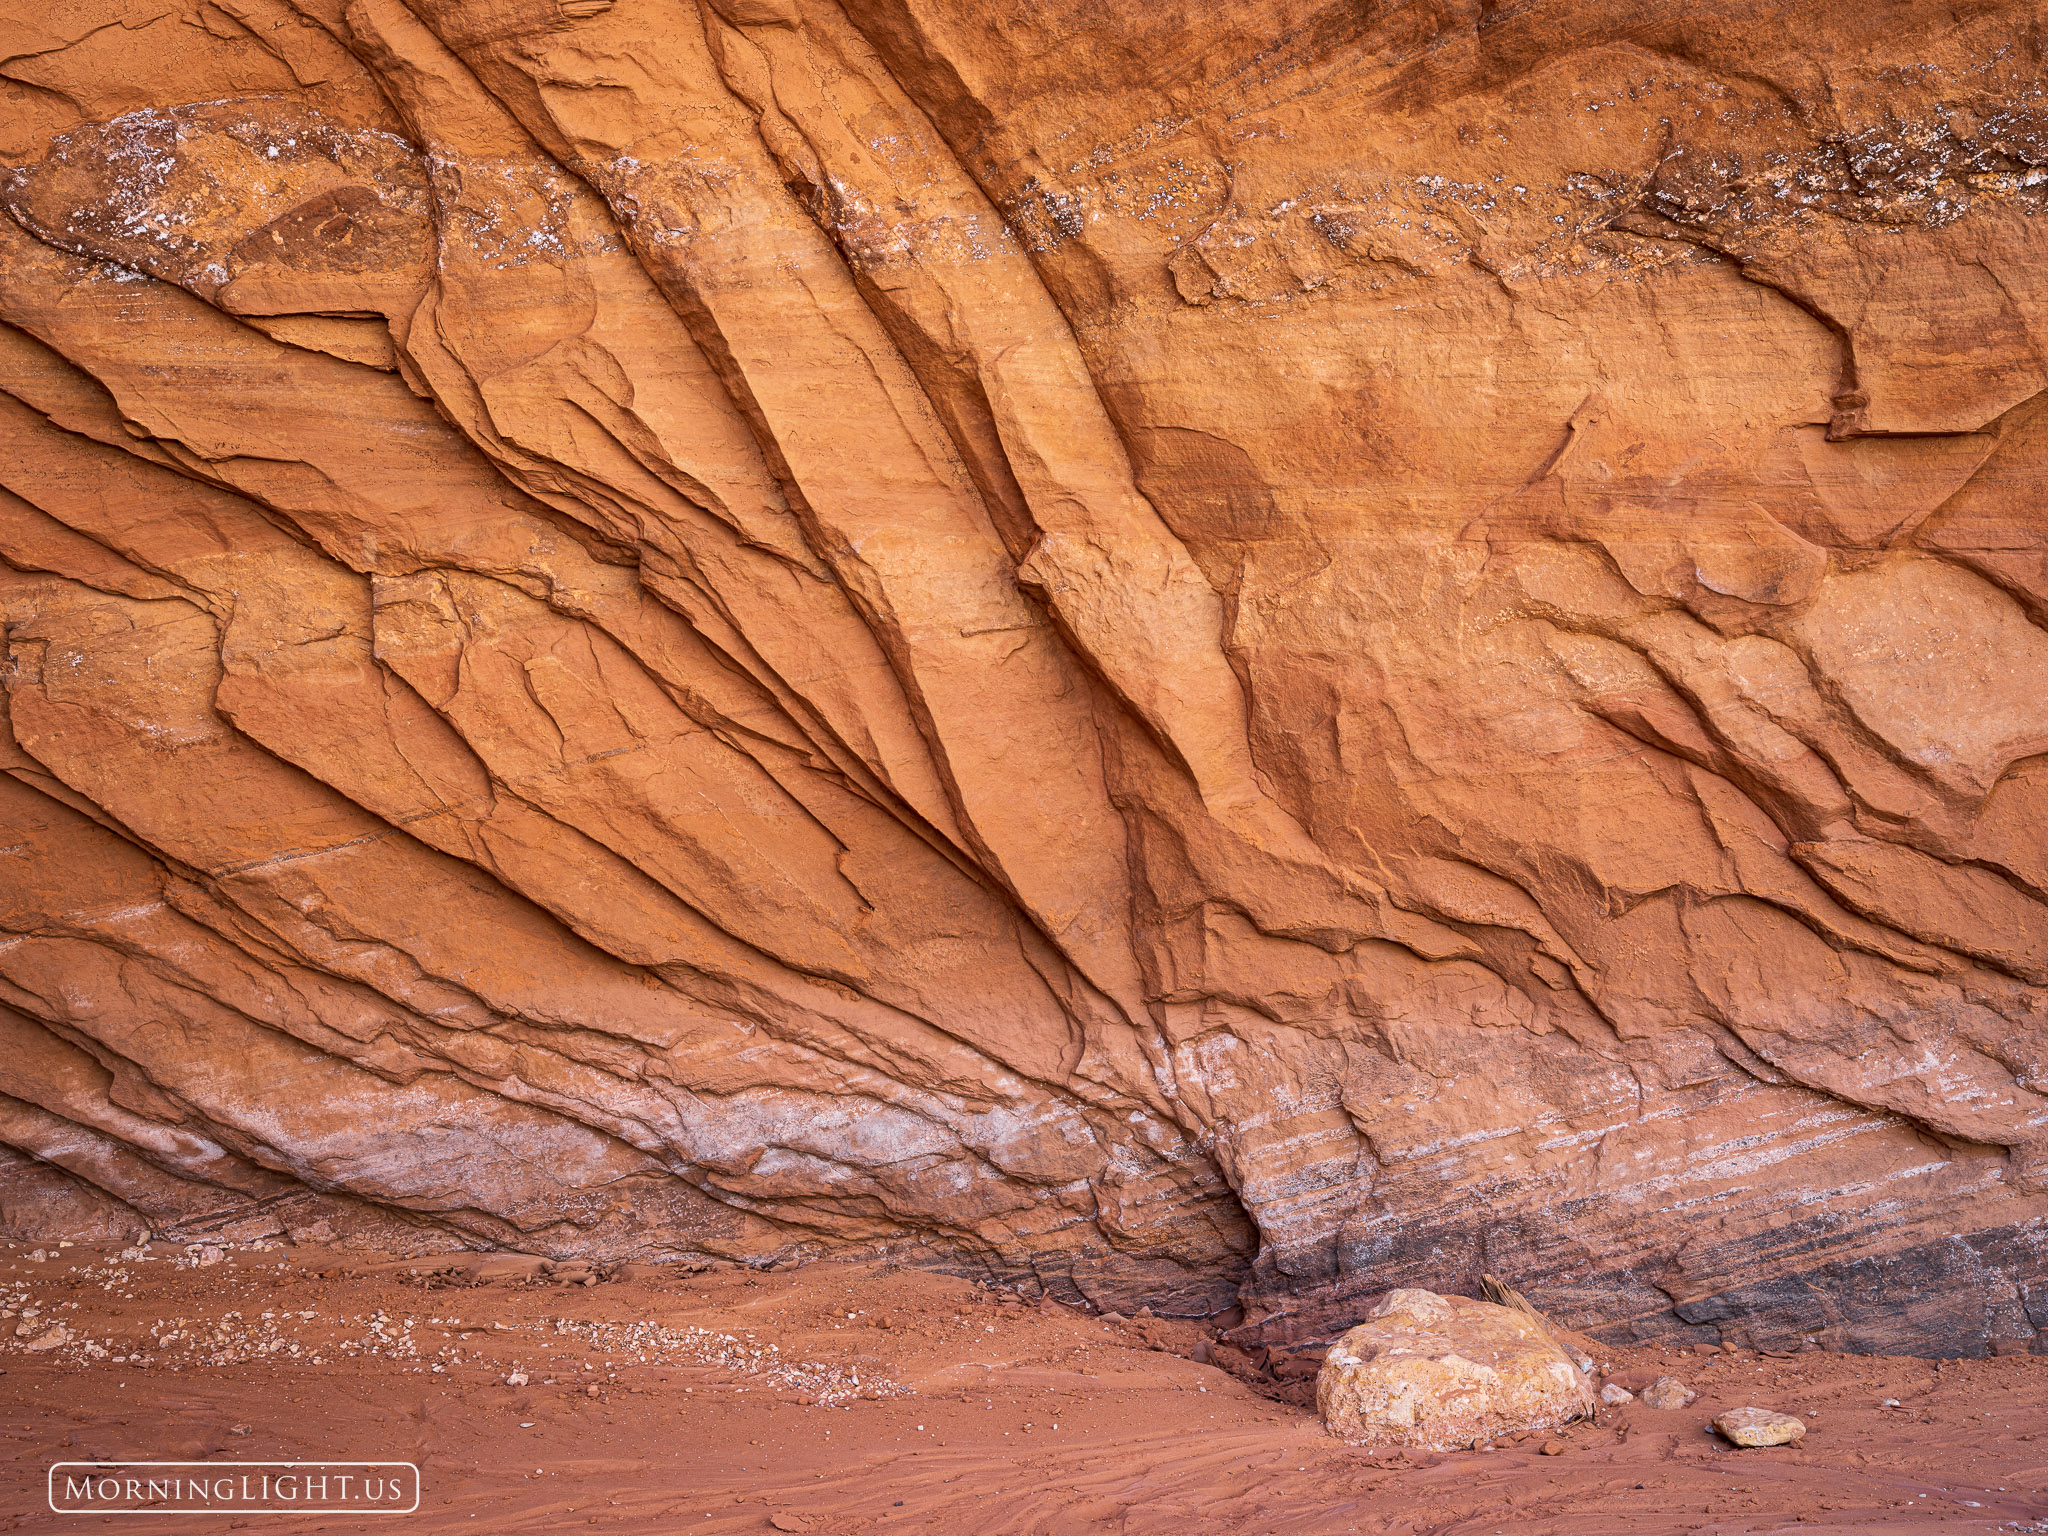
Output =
[{"x1": 2, "y1": 0, "x2": 2046, "y2": 1354}]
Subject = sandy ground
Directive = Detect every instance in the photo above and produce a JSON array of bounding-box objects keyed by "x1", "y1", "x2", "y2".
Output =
[{"x1": 0, "y1": 1241, "x2": 2043, "y2": 1534}]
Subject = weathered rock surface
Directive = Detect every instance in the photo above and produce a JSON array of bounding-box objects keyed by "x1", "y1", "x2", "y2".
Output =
[
  {"x1": 1640, "y1": 1376, "x2": 1697, "y2": 1411},
  {"x1": 1, "y1": 0, "x2": 2047, "y2": 1351},
  {"x1": 1713, "y1": 1407, "x2": 1808, "y2": 1447},
  {"x1": 1317, "y1": 1288, "x2": 1593, "y2": 1448}
]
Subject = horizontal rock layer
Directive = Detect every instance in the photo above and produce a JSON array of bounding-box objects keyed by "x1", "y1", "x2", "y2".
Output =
[{"x1": 2, "y1": 0, "x2": 2047, "y2": 1353}]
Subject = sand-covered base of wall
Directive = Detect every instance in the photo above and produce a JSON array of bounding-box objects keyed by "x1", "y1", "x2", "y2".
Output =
[{"x1": 1, "y1": 1242, "x2": 2040, "y2": 1534}]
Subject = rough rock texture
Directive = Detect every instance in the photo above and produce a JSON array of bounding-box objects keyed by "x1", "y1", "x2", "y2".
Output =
[
  {"x1": 1713, "y1": 1407, "x2": 1808, "y2": 1447},
  {"x1": 2, "y1": 0, "x2": 2048, "y2": 1351},
  {"x1": 1317, "y1": 1288, "x2": 1593, "y2": 1448},
  {"x1": 1638, "y1": 1375, "x2": 1696, "y2": 1410}
]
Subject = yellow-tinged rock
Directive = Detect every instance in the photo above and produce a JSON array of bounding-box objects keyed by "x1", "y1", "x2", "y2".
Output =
[
  {"x1": 1640, "y1": 1375, "x2": 1697, "y2": 1410},
  {"x1": 1713, "y1": 1407, "x2": 1806, "y2": 1447},
  {"x1": 1316, "y1": 1289, "x2": 1594, "y2": 1450}
]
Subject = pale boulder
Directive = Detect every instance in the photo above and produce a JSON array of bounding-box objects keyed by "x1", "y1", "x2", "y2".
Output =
[
  {"x1": 1713, "y1": 1407, "x2": 1806, "y2": 1447},
  {"x1": 1317, "y1": 1289, "x2": 1595, "y2": 1450},
  {"x1": 1640, "y1": 1376, "x2": 1697, "y2": 1410}
]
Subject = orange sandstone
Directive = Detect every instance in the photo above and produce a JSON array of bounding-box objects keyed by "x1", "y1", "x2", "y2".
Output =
[{"x1": 0, "y1": 0, "x2": 2045, "y2": 1358}]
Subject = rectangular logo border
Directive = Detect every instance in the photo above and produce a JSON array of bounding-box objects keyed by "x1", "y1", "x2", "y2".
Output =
[{"x1": 48, "y1": 1461, "x2": 421, "y2": 1515}]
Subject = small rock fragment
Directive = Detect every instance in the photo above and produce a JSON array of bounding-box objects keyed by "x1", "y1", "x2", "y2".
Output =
[
  {"x1": 1640, "y1": 1376, "x2": 1695, "y2": 1410},
  {"x1": 1599, "y1": 1382, "x2": 1634, "y2": 1406},
  {"x1": 1712, "y1": 1407, "x2": 1805, "y2": 1447},
  {"x1": 504, "y1": 1371, "x2": 529, "y2": 1386},
  {"x1": 1540, "y1": 1440, "x2": 1566, "y2": 1456}
]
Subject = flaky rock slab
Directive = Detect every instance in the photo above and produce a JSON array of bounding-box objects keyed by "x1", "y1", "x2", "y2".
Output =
[
  {"x1": 1714, "y1": 1408, "x2": 1807, "y2": 1447},
  {"x1": 1317, "y1": 1290, "x2": 1594, "y2": 1450}
]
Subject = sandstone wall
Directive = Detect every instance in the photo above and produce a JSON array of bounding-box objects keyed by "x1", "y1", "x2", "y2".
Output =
[{"x1": 3, "y1": 0, "x2": 2046, "y2": 1354}]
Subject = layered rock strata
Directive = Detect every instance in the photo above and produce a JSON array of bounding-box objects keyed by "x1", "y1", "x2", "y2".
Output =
[{"x1": 2, "y1": 0, "x2": 2047, "y2": 1353}]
